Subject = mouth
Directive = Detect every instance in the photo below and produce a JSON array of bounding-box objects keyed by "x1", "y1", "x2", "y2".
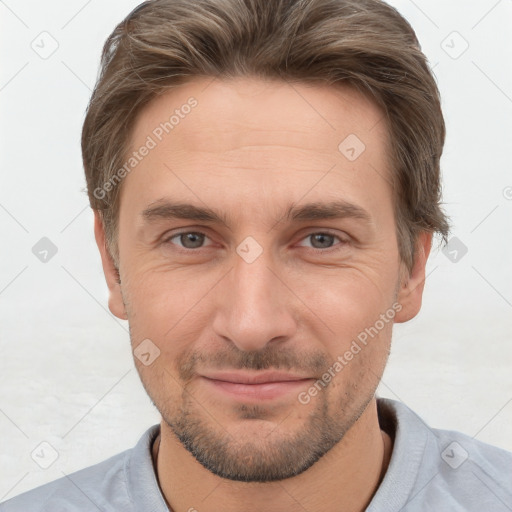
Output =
[{"x1": 199, "y1": 371, "x2": 315, "y2": 401}]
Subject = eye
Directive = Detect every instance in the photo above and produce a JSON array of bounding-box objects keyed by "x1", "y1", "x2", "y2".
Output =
[
  {"x1": 297, "y1": 232, "x2": 348, "y2": 252},
  {"x1": 162, "y1": 231, "x2": 213, "y2": 250},
  {"x1": 162, "y1": 230, "x2": 348, "y2": 253}
]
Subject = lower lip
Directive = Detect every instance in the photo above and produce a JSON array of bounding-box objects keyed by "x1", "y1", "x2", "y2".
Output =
[{"x1": 201, "y1": 377, "x2": 314, "y2": 401}]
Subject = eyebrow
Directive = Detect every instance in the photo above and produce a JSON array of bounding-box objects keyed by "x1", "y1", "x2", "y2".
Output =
[{"x1": 141, "y1": 198, "x2": 372, "y2": 227}]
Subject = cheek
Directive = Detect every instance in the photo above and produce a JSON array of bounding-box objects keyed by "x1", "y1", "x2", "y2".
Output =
[
  {"x1": 291, "y1": 268, "x2": 396, "y2": 338},
  {"x1": 293, "y1": 268, "x2": 397, "y2": 387},
  {"x1": 123, "y1": 267, "x2": 216, "y2": 352},
  {"x1": 321, "y1": 316, "x2": 393, "y2": 403}
]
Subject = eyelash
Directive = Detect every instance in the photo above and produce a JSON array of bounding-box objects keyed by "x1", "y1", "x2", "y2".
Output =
[{"x1": 161, "y1": 230, "x2": 349, "y2": 254}]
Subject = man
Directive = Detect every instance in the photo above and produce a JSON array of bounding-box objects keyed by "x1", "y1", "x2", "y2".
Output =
[{"x1": 2, "y1": 0, "x2": 511, "y2": 511}]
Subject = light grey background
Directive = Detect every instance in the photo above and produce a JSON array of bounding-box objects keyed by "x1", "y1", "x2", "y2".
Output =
[{"x1": 1, "y1": 0, "x2": 511, "y2": 500}]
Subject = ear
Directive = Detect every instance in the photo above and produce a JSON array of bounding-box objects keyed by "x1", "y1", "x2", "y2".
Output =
[
  {"x1": 394, "y1": 231, "x2": 432, "y2": 323},
  {"x1": 93, "y1": 210, "x2": 128, "y2": 320}
]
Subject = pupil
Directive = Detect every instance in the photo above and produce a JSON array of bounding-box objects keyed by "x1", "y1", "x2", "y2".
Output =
[
  {"x1": 313, "y1": 234, "x2": 332, "y2": 248},
  {"x1": 183, "y1": 233, "x2": 203, "y2": 248}
]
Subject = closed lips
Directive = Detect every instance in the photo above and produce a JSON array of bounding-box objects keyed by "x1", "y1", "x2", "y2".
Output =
[{"x1": 201, "y1": 371, "x2": 313, "y2": 385}]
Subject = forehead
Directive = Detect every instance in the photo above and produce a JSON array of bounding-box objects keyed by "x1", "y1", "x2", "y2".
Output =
[
  {"x1": 129, "y1": 76, "x2": 388, "y2": 157},
  {"x1": 121, "y1": 76, "x2": 392, "y2": 221}
]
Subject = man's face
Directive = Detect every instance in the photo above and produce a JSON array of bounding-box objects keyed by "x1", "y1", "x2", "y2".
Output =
[{"x1": 96, "y1": 77, "x2": 428, "y2": 482}]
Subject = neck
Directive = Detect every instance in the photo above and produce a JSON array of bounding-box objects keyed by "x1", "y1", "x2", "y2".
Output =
[{"x1": 153, "y1": 397, "x2": 392, "y2": 512}]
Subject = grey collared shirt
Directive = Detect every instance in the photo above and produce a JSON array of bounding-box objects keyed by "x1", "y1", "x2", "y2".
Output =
[{"x1": 1, "y1": 398, "x2": 511, "y2": 511}]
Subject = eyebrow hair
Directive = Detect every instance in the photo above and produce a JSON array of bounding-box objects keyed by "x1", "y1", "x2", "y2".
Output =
[{"x1": 141, "y1": 198, "x2": 372, "y2": 227}]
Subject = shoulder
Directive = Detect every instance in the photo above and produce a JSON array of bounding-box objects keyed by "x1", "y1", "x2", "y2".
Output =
[
  {"x1": 425, "y1": 425, "x2": 512, "y2": 509},
  {"x1": 374, "y1": 398, "x2": 512, "y2": 511},
  {"x1": 0, "y1": 450, "x2": 129, "y2": 512},
  {"x1": 0, "y1": 425, "x2": 160, "y2": 512}
]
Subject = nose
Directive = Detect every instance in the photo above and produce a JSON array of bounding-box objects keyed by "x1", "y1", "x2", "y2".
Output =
[{"x1": 212, "y1": 244, "x2": 297, "y2": 352}]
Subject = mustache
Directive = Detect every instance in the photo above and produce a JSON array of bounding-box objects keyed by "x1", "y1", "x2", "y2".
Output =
[{"x1": 177, "y1": 343, "x2": 330, "y2": 382}]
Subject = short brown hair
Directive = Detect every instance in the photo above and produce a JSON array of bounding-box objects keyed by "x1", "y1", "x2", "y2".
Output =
[{"x1": 82, "y1": 0, "x2": 450, "y2": 272}]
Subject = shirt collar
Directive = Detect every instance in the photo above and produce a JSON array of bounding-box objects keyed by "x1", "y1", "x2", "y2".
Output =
[
  {"x1": 366, "y1": 397, "x2": 436, "y2": 511},
  {"x1": 125, "y1": 423, "x2": 170, "y2": 511}
]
